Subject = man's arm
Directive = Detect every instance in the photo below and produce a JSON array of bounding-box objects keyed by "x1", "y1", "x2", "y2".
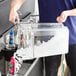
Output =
[
  {"x1": 57, "y1": 8, "x2": 76, "y2": 23},
  {"x1": 9, "y1": 0, "x2": 25, "y2": 24},
  {"x1": 11, "y1": 0, "x2": 25, "y2": 11},
  {"x1": 67, "y1": 8, "x2": 76, "y2": 16}
]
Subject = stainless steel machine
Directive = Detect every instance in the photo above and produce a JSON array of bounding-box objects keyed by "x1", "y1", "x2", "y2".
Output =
[{"x1": 0, "y1": 0, "x2": 69, "y2": 76}]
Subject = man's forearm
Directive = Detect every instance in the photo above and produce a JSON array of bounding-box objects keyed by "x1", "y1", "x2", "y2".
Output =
[
  {"x1": 11, "y1": 0, "x2": 25, "y2": 11},
  {"x1": 66, "y1": 8, "x2": 76, "y2": 16}
]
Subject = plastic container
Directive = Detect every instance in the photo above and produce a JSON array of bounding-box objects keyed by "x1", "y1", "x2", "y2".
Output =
[{"x1": 16, "y1": 23, "x2": 69, "y2": 60}]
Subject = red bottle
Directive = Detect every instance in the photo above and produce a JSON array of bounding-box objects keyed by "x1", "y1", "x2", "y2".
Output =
[{"x1": 9, "y1": 57, "x2": 15, "y2": 75}]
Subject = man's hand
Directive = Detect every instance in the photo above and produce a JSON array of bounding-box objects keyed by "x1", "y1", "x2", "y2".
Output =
[
  {"x1": 57, "y1": 11, "x2": 69, "y2": 23},
  {"x1": 9, "y1": 9, "x2": 19, "y2": 24},
  {"x1": 9, "y1": 0, "x2": 25, "y2": 24}
]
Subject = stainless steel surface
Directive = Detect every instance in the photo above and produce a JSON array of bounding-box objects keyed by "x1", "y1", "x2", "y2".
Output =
[{"x1": 0, "y1": 0, "x2": 35, "y2": 37}]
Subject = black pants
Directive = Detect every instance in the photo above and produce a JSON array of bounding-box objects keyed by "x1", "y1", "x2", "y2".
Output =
[
  {"x1": 45, "y1": 44, "x2": 76, "y2": 76},
  {"x1": 45, "y1": 55, "x2": 61, "y2": 76},
  {"x1": 66, "y1": 44, "x2": 76, "y2": 76}
]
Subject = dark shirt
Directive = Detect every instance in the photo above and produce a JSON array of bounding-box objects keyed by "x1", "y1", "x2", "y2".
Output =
[{"x1": 38, "y1": 0, "x2": 76, "y2": 44}]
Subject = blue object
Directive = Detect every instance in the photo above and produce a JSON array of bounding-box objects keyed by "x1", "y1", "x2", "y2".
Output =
[
  {"x1": 9, "y1": 30, "x2": 14, "y2": 45},
  {"x1": 38, "y1": 0, "x2": 76, "y2": 44}
]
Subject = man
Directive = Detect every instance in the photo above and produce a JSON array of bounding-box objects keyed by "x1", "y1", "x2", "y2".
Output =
[{"x1": 9, "y1": 0, "x2": 76, "y2": 76}]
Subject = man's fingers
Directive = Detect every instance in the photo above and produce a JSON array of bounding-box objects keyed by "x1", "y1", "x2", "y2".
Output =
[
  {"x1": 9, "y1": 16, "x2": 16, "y2": 24},
  {"x1": 57, "y1": 16, "x2": 66, "y2": 23},
  {"x1": 56, "y1": 17, "x2": 62, "y2": 23},
  {"x1": 9, "y1": 15, "x2": 19, "y2": 24}
]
